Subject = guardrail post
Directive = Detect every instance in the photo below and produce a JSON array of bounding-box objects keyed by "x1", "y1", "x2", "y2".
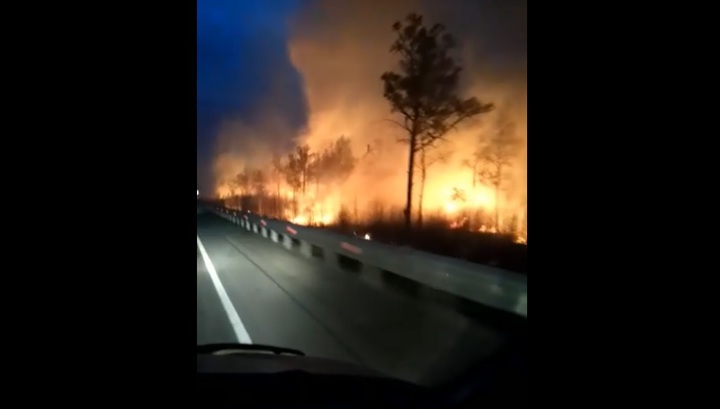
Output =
[
  {"x1": 282, "y1": 234, "x2": 293, "y2": 250},
  {"x1": 298, "y1": 240, "x2": 313, "y2": 258}
]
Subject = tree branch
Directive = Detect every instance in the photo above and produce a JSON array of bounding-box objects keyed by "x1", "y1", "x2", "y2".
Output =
[{"x1": 382, "y1": 118, "x2": 412, "y2": 133}]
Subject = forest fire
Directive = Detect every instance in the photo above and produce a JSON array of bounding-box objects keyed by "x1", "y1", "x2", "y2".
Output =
[
  {"x1": 212, "y1": 4, "x2": 526, "y2": 248},
  {"x1": 217, "y1": 160, "x2": 526, "y2": 245}
]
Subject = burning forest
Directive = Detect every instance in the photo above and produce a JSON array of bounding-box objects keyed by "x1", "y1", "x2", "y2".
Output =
[{"x1": 212, "y1": 1, "x2": 527, "y2": 267}]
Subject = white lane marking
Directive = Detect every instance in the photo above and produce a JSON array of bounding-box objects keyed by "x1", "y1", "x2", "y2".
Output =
[{"x1": 197, "y1": 235, "x2": 252, "y2": 344}]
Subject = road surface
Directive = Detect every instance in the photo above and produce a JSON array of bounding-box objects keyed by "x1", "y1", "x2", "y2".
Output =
[{"x1": 196, "y1": 209, "x2": 516, "y2": 386}]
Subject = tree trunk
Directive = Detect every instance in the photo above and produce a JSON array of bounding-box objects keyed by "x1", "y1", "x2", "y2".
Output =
[
  {"x1": 301, "y1": 170, "x2": 306, "y2": 196},
  {"x1": 494, "y1": 183, "x2": 500, "y2": 232},
  {"x1": 404, "y1": 134, "x2": 417, "y2": 235},
  {"x1": 495, "y1": 162, "x2": 502, "y2": 232},
  {"x1": 276, "y1": 180, "x2": 280, "y2": 217},
  {"x1": 353, "y1": 196, "x2": 358, "y2": 222},
  {"x1": 418, "y1": 148, "x2": 426, "y2": 228}
]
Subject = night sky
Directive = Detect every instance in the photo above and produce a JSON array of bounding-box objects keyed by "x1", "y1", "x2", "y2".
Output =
[{"x1": 197, "y1": 0, "x2": 308, "y2": 193}]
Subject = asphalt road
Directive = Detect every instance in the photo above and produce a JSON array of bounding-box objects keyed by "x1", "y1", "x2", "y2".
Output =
[{"x1": 196, "y1": 209, "x2": 512, "y2": 386}]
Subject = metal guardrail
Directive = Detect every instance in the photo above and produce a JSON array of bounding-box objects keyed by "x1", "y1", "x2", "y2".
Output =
[{"x1": 209, "y1": 206, "x2": 527, "y2": 318}]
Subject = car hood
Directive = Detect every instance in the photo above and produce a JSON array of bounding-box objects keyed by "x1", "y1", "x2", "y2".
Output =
[{"x1": 197, "y1": 353, "x2": 390, "y2": 379}]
